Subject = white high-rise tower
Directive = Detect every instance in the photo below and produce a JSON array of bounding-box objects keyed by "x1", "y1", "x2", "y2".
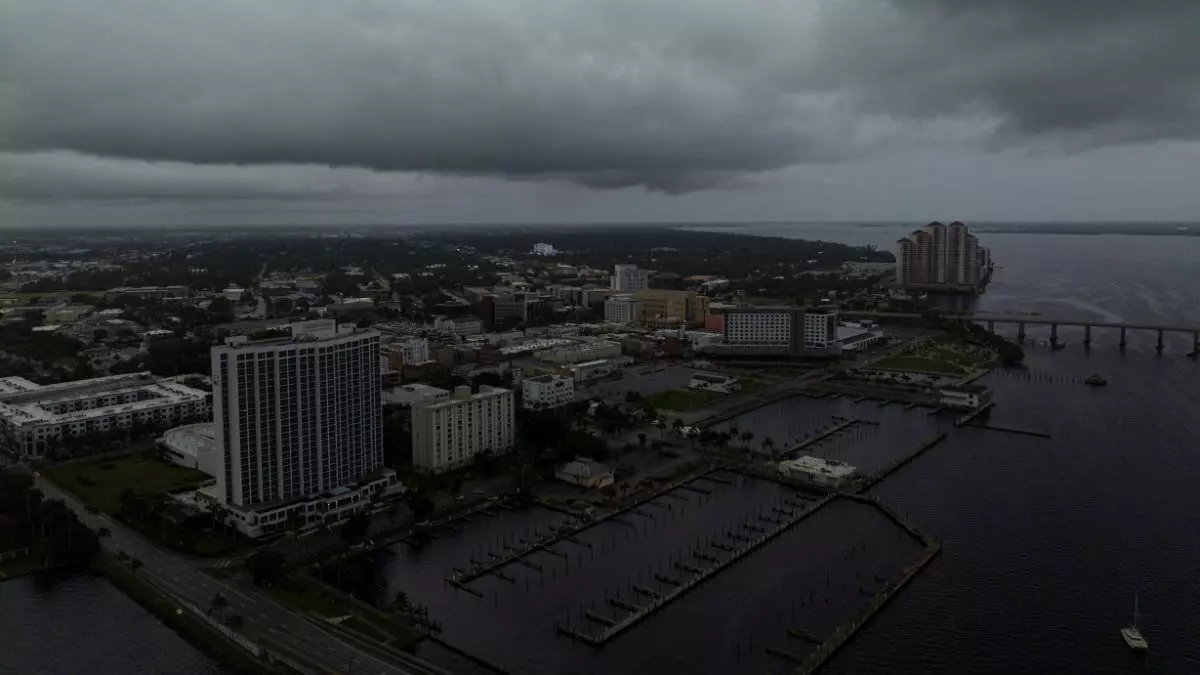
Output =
[{"x1": 211, "y1": 320, "x2": 382, "y2": 507}]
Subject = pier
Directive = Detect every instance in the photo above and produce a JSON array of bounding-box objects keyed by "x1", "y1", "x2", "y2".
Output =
[
  {"x1": 963, "y1": 423, "x2": 1052, "y2": 438},
  {"x1": 558, "y1": 496, "x2": 834, "y2": 647},
  {"x1": 791, "y1": 539, "x2": 941, "y2": 675},
  {"x1": 788, "y1": 418, "x2": 863, "y2": 456},
  {"x1": 953, "y1": 402, "x2": 995, "y2": 427},
  {"x1": 856, "y1": 432, "x2": 949, "y2": 492}
]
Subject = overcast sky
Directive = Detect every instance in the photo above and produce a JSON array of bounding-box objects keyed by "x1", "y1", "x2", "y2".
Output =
[{"x1": 3, "y1": 0, "x2": 1200, "y2": 227}]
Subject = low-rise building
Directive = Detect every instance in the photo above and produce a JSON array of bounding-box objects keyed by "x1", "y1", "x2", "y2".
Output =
[
  {"x1": 521, "y1": 374, "x2": 575, "y2": 411},
  {"x1": 44, "y1": 303, "x2": 94, "y2": 323},
  {"x1": 159, "y1": 422, "x2": 220, "y2": 476},
  {"x1": 568, "y1": 358, "x2": 628, "y2": 382},
  {"x1": 411, "y1": 385, "x2": 514, "y2": 473},
  {"x1": 433, "y1": 315, "x2": 483, "y2": 336},
  {"x1": 778, "y1": 455, "x2": 856, "y2": 487},
  {"x1": 0, "y1": 372, "x2": 210, "y2": 460},
  {"x1": 538, "y1": 339, "x2": 623, "y2": 364},
  {"x1": 604, "y1": 295, "x2": 643, "y2": 325},
  {"x1": 383, "y1": 337, "x2": 431, "y2": 368},
  {"x1": 688, "y1": 372, "x2": 741, "y2": 394},
  {"x1": 836, "y1": 324, "x2": 885, "y2": 352},
  {"x1": 555, "y1": 459, "x2": 615, "y2": 489},
  {"x1": 938, "y1": 384, "x2": 993, "y2": 410}
]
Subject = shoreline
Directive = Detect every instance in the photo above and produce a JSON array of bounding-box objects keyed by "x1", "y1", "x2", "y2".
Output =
[{"x1": 92, "y1": 555, "x2": 285, "y2": 675}]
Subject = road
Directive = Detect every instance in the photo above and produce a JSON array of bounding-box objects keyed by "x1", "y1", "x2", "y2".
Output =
[{"x1": 36, "y1": 475, "x2": 447, "y2": 675}]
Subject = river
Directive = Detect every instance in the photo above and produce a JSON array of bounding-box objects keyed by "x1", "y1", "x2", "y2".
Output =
[{"x1": 0, "y1": 570, "x2": 232, "y2": 675}]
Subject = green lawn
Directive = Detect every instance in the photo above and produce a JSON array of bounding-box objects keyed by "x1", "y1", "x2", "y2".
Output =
[
  {"x1": 645, "y1": 388, "x2": 725, "y2": 411},
  {"x1": 870, "y1": 356, "x2": 967, "y2": 376},
  {"x1": 44, "y1": 454, "x2": 210, "y2": 514}
]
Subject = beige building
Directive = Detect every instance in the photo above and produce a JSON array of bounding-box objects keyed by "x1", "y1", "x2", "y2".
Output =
[
  {"x1": 896, "y1": 221, "x2": 989, "y2": 290},
  {"x1": 633, "y1": 290, "x2": 709, "y2": 328},
  {"x1": 412, "y1": 385, "x2": 514, "y2": 473}
]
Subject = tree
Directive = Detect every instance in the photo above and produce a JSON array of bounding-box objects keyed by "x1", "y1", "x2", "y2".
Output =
[
  {"x1": 341, "y1": 512, "x2": 372, "y2": 542},
  {"x1": 98, "y1": 527, "x2": 111, "y2": 538},
  {"x1": 247, "y1": 551, "x2": 287, "y2": 587},
  {"x1": 207, "y1": 297, "x2": 235, "y2": 323},
  {"x1": 390, "y1": 590, "x2": 410, "y2": 615},
  {"x1": 637, "y1": 433, "x2": 647, "y2": 449},
  {"x1": 405, "y1": 491, "x2": 435, "y2": 520},
  {"x1": 129, "y1": 557, "x2": 144, "y2": 572},
  {"x1": 208, "y1": 592, "x2": 230, "y2": 620}
]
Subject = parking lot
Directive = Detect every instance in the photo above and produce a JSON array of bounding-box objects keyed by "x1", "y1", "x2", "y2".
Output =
[{"x1": 577, "y1": 365, "x2": 702, "y2": 402}]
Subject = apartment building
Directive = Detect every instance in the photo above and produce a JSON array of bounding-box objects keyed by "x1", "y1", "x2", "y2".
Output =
[
  {"x1": 412, "y1": 385, "x2": 514, "y2": 473},
  {"x1": 521, "y1": 374, "x2": 575, "y2": 411},
  {"x1": 210, "y1": 320, "x2": 384, "y2": 510},
  {"x1": 896, "y1": 221, "x2": 990, "y2": 291},
  {"x1": 611, "y1": 264, "x2": 649, "y2": 292},
  {"x1": 0, "y1": 372, "x2": 210, "y2": 460}
]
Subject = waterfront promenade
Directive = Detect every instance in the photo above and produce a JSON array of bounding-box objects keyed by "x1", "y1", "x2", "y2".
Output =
[{"x1": 35, "y1": 474, "x2": 447, "y2": 675}]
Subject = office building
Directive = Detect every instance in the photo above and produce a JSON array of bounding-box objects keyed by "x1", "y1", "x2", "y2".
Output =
[
  {"x1": 521, "y1": 374, "x2": 575, "y2": 411},
  {"x1": 604, "y1": 295, "x2": 644, "y2": 325},
  {"x1": 531, "y1": 243, "x2": 557, "y2": 256},
  {"x1": 0, "y1": 373, "x2": 210, "y2": 460},
  {"x1": 412, "y1": 385, "x2": 514, "y2": 473},
  {"x1": 896, "y1": 221, "x2": 991, "y2": 292},
  {"x1": 611, "y1": 264, "x2": 649, "y2": 292},
  {"x1": 210, "y1": 320, "x2": 385, "y2": 512},
  {"x1": 632, "y1": 289, "x2": 710, "y2": 328}
]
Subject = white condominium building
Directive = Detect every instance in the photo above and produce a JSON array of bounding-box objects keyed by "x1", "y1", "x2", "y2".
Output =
[
  {"x1": 521, "y1": 374, "x2": 575, "y2": 411},
  {"x1": 0, "y1": 373, "x2": 210, "y2": 460},
  {"x1": 211, "y1": 320, "x2": 383, "y2": 508},
  {"x1": 611, "y1": 264, "x2": 649, "y2": 292},
  {"x1": 604, "y1": 295, "x2": 644, "y2": 325},
  {"x1": 412, "y1": 385, "x2": 514, "y2": 473}
]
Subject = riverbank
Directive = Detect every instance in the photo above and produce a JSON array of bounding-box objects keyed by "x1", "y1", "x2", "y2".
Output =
[{"x1": 94, "y1": 555, "x2": 284, "y2": 675}]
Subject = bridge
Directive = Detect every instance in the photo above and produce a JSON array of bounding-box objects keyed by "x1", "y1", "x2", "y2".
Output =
[{"x1": 841, "y1": 311, "x2": 1200, "y2": 353}]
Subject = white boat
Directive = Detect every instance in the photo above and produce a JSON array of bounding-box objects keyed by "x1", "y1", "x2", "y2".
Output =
[{"x1": 1120, "y1": 594, "x2": 1149, "y2": 651}]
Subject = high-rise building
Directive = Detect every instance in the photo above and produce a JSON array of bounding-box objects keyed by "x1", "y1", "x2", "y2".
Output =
[
  {"x1": 611, "y1": 264, "x2": 649, "y2": 292},
  {"x1": 895, "y1": 221, "x2": 991, "y2": 291},
  {"x1": 211, "y1": 320, "x2": 383, "y2": 509},
  {"x1": 412, "y1": 385, "x2": 514, "y2": 473}
]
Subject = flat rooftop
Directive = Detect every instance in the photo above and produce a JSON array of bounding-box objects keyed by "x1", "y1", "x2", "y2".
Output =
[{"x1": 0, "y1": 372, "x2": 209, "y2": 428}]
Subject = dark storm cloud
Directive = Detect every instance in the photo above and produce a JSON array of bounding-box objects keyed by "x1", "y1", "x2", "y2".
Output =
[{"x1": 1, "y1": 0, "x2": 1199, "y2": 199}]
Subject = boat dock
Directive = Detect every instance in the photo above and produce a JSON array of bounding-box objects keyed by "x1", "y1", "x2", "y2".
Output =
[
  {"x1": 558, "y1": 495, "x2": 835, "y2": 647},
  {"x1": 789, "y1": 539, "x2": 942, "y2": 675},
  {"x1": 954, "y1": 402, "x2": 996, "y2": 426},
  {"x1": 963, "y1": 423, "x2": 1052, "y2": 438},
  {"x1": 856, "y1": 432, "x2": 949, "y2": 492}
]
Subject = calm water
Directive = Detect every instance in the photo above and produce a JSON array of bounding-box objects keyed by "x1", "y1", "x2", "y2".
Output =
[
  {"x1": 0, "y1": 571, "x2": 233, "y2": 675},
  {"x1": 5, "y1": 225, "x2": 1199, "y2": 674}
]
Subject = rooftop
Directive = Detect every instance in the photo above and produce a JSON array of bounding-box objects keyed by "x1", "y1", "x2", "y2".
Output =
[
  {"x1": 0, "y1": 372, "x2": 209, "y2": 428},
  {"x1": 779, "y1": 455, "x2": 857, "y2": 479},
  {"x1": 941, "y1": 383, "x2": 990, "y2": 394}
]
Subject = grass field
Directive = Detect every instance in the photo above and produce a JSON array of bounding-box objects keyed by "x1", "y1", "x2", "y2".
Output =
[
  {"x1": 645, "y1": 388, "x2": 725, "y2": 411},
  {"x1": 44, "y1": 454, "x2": 210, "y2": 514},
  {"x1": 870, "y1": 356, "x2": 967, "y2": 376}
]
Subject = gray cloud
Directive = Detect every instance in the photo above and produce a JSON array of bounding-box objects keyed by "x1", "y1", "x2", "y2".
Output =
[{"x1": 2, "y1": 0, "x2": 1199, "y2": 200}]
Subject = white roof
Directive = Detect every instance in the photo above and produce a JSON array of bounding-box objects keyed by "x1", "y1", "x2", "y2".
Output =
[
  {"x1": 0, "y1": 372, "x2": 208, "y2": 428},
  {"x1": 779, "y1": 455, "x2": 856, "y2": 478}
]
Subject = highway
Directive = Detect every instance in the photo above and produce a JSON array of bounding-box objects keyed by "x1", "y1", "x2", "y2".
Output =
[{"x1": 35, "y1": 474, "x2": 448, "y2": 675}]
